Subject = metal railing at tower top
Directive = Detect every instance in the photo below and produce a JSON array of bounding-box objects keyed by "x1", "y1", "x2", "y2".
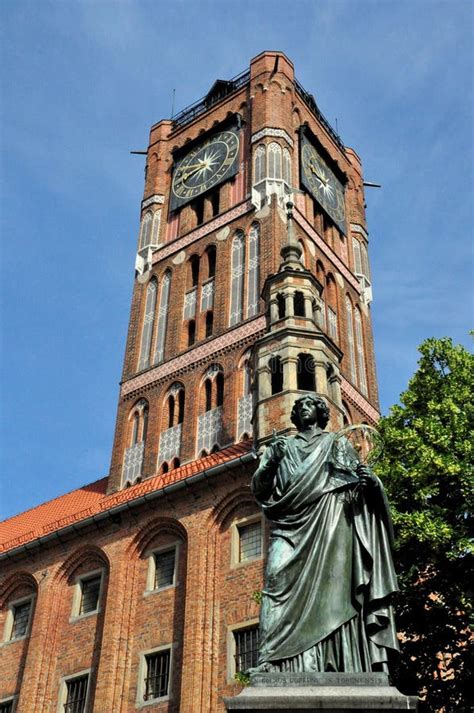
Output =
[
  {"x1": 171, "y1": 69, "x2": 251, "y2": 130},
  {"x1": 170, "y1": 68, "x2": 345, "y2": 152},
  {"x1": 294, "y1": 79, "x2": 345, "y2": 151}
]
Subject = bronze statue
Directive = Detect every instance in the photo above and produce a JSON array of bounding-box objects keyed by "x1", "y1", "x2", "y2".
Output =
[{"x1": 251, "y1": 394, "x2": 399, "y2": 673}]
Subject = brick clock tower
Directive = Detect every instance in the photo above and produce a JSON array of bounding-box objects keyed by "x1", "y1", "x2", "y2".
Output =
[{"x1": 0, "y1": 52, "x2": 380, "y2": 713}]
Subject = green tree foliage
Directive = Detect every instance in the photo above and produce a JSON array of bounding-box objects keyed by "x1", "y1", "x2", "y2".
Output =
[{"x1": 375, "y1": 337, "x2": 473, "y2": 712}]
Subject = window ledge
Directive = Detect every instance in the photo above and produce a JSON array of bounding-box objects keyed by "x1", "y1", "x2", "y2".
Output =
[
  {"x1": 136, "y1": 695, "x2": 170, "y2": 708},
  {"x1": 69, "y1": 609, "x2": 100, "y2": 624},
  {"x1": 143, "y1": 583, "x2": 178, "y2": 598}
]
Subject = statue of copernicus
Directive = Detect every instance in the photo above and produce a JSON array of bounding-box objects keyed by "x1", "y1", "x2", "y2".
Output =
[{"x1": 251, "y1": 393, "x2": 399, "y2": 673}]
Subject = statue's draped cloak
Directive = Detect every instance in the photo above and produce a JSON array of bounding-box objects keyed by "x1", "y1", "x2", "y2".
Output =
[{"x1": 252, "y1": 430, "x2": 399, "y2": 671}]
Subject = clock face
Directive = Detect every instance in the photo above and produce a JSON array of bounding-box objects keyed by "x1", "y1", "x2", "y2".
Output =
[
  {"x1": 301, "y1": 137, "x2": 346, "y2": 234},
  {"x1": 170, "y1": 129, "x2": 240, "y2": 211}
]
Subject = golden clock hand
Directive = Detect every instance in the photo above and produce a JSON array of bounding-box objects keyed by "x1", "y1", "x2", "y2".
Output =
[{"x1": 309, "y1": 162, "x2": 328, "y2": 185}]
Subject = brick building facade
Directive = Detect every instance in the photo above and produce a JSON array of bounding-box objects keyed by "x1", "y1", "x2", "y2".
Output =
[{"x1": 0, "y1": 52, "x2": 380, "y2": 713}]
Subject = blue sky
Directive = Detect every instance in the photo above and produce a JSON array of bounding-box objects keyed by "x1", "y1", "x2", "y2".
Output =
[{"x1": 1, "y1": 0, "x2": 472, "y2": 520}]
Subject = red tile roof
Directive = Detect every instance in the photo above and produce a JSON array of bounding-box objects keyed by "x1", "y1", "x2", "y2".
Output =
[{"x1": 0, "y1": 441, "x2": 254, "y2": 554}]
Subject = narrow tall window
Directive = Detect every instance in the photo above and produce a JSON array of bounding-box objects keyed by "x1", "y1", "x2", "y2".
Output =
[
  {"x1": 327, "y1": 306, "x2": 338, "y2": 341},
  {"x1": 294, "y1": 291, "x2": 305, "y2": 317},
  {"x1": 154, "y1": 548, "x2": 176, "y2": 589},
  {"x1": 229, "y1": 231, "x2": 245, "y2": 326},
  {"x1": 151, "y1": 211, "x2": 161, "y2": 246},
  {"x1": 283, "y1": 148, "x2": 292, "y2": 185},
  {"x1": 138, "y1": 278, "x2": 157, "y2": 370},
  {"x1": 254, "y1": 144, "x2": 266, "y2": 183},
  {"x1": 205, "y1": 379, "x2": 212, "y2": 411},
  {"x1": 238, "y1": 521, "x2": 262, "y2": 561},
  {"x1": 205, "y1": 311, "x2": 214, "y2": 337},
  {"x1": 216, "y1": 371, "x2": 224, "y2": 406},
  {"x1": 354, "y1": 309, "x2": 368, "y2": 395},
  {"x1": 352, "y1": 238, "x2": 362, "y2": 275},
  {"x1": 144, "y1": 650, "x2": 171, "y2": 701},
  {"x1": 188, "y1": 320, "x2": 196, "y2": 347},
  {"x1": 64, "y1": 674, "x2": 89, "y2": 713},
  {"x1": 190, "y1": 255, "x2": 200, "y2": 287},
  {"x1": 247, "y1": 222, "x2": 260, "y2": 318},
  {"x1": 193, "y1": 197, "x2": 204, "y2": 226},
  {"x1": 360, "y1": 243, "x2": 370, "y2": 280},
  {"x1": 139, "y1": 212, "x2": 152, "y2": 250},
  {"x1": 270, "y1": 356, "x2": 283, "y2": 395},
  {"x1": 234, "y1": 626, "x2": 259, "y2": 673},
  {"x1": 277, "y1": 293, "x2": 286, "y2": 319},
  {"x1": 178, "y1": 388, "x2": 185, "y2": 424},
  {"x1": 168, "y1": 394, "x2": 175, "y2": 428},
  {"x1": 297, "y1": 353, "x2": 316, "y2": 392},
  {"x1": 206, "y1": 245, "x2": 216, "y2": 278},
  {"x1": 153, "y1": 271, "x2": 171, "y2": 364},
  {"x1": 267, "y1": 142, "x2": 282, "y2": 179},
  {"x1": 210, "y1": 190, "x2": 220, "y2": 217},
  {"x1": 345, "y1": 296, "x2": 357, "y2": 384}
]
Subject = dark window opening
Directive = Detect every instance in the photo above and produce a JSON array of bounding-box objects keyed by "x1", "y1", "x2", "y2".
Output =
[
  {"x1": 205, "y1": 311, "x2": 214, "y2": 338},
  {"x1": 193, "y1": 197, "x2": 205, "y2": 226},
  {"x1": 190, "y1": 255, "x2": 200, "y2": 287},
  {"x1": 269, "y1": 356, "x2": 283, "y2": 395},
  {"x1": 172, "y1": 457, "x2": 181, "y2": 469},
  {"x1": 0, "y1": 700, "x2": 14, "y2": 713},
  {"x1": 277, "y1": 293, "x2": 286, "y2": 319},
  {"x1": 131, "y1": 412, "x2": 139, "y2": 446},
  {"x1": 161, "y1": 462, "x2": 169, "y2": 474},
  {"x1": 234, "y1": 626, "x2": 259, "y2": 673},
  {"x1": 178, "y1": 389, "x2": 185, "y2": 424},
  {"x1": 207, "y1": 245, "x2": 216, "y2": 278},
  {"x1": 297, "y1": 353, "x2": 316, "y2": 391},
  {"x1": 200, "y1": 449, "x2": 208, "y2": 458},
  {"x1": 142, "y1": 407, "x2": 149, "y2": 442},
  {"x1": 211, "y1": 444, "x2": 220, "y2": 454},
  {"x1": 188, "y1": 320, "x2": 196, "y2": 347},
  {"x1": 144, "y1": 650, "x2": 171, "y2": 701},
  {"x1": 216, "y1": 372, "x2": 224, "y2": 406},
  {"x1": 168, "y1": 395, "x2": 175, "y2": 428},
  {"x1": 294, "y1": 291, "x2": 305, "y2": 317},
  {"x1": 65, "y1": 675, "x2": 89, "y2": 713},
  {"x1": 210, "y1": 190, "x2": 220, "y2": 217},
  {"x1": 205, "y1": 379, "x2": 212, "y2": 411}
]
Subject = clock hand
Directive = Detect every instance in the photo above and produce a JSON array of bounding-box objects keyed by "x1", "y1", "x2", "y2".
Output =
[{"x1": 309, "y1": 162, "x2": 328, "y2": 185}]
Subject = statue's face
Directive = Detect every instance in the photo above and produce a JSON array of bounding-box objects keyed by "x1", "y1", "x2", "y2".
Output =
[{"x1": 296, "y1": 396, "x2": 319, "y2": 427}]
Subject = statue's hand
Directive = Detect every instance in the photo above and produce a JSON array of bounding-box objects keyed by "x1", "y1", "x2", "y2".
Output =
[
  {"x1": 271, "y1": 437, "x2": 287, "y2": 464},
  {"x1": 356, "y1": 464, "x2": 378, "y2": 489}
]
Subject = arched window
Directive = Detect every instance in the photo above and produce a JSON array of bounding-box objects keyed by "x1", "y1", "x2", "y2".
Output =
[
  {"x1": 189, "y1": 255, "x2": 200, "y2": 287},
  {"x1": 294, "y1": 291, "x2": 305, "y2": 317},
  {"x1": 297, "y1": 353, "x2": 316, "y2": 391},
  {"x1": 298, "y1": 240, "x2": 306, "y2": 267},
  {"x1": 178, "y1": 387, "x2": 185, "y2": 424},
  {"x1": 151, "y1": 211, "x2": 161, "y2": 246},
  {"x1": 247, "y1": 223, "x2": 260, "y2": 318},
  {"x1": 205, "y1": 379, "x2": 212, "y2": 411},
  {"x1": 229, "y1": 231, "x2": 245, "y2": 326},
  {"x1": 197, "y1": 365, "x2": 224, "y2": 455},
  {"x1": 342, "y1": 400, "x2": 352, "y2": 426},
  {"x1": 158, "y1": 383, "x2": 184, "y2": 470},
  {"x1": 167, "y1": 394, "x2": 175, "y2": 428},
  {"x1": 193, "y1": 197, "x2": 204, "y2": 226},
  {"x1": 254, "y1": 144, "x2": 266, "y2": 183},
  {"x1": 237, "y1": 352, "x2": 253, "y2": 441},
  {"x1": 153, "y1": 270, "x2": 171, "y2": 364},
  {"x1": 326, "y1": 275, "x2": 338, "y2": 342},
  {"x1": 345, "y1": 296, "x2": 357, "y2": 384},
  {"x1": 210, "y1": 189, "x2": 220, "y2": 217},
  {"x1": 123, "y1": 399, "x2": 148, "y2": 485},
  {"x1": 354, "y1": 308, "x2": 368, "y2": 395},
  {"x1": 172, "y1": 457, "x2": 180, "y2": 469},
  {"x1": 269, "y1": 356, "x2": 283, "y2": 395},
  {"x1": 138, "y1": 278, "x2": 157, "y2": 370},
  {"x1": 206, "y1": 245, "x2": 216, "y2": 279},
  {"x1": 360, "y1": 243, "x2": 370, "y2": 280},
  {"x1": 268, "y1": 142, "x2": 282, "y2": 179},
  {"x1": 139, "y1": 211, "x2": 152, "y2": 250},
  {"x1": 352, "y1": 238, "x2": 362, "y2": 275},
  {"x1": 283, "y1": 148, "x2": 292, "y2": 185}
]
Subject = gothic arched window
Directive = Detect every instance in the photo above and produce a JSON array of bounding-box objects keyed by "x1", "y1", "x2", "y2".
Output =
[
  {"x1": 138, "y1": 278, "x2": 157, "y2": 370},
  {"x1": 354, "y1": 308, "x2": 368, "y2": 395},
  {"x1": 139, "y1": 211, "x2": 152, "y2": 250},
  {"x1": 283, "y1": 148, "x2": 292, "y2": 185},
  {"x1": 153, "y1": 270, "x2": 171, "y2": 364},
  {"x1": 206, "y1": 245, "x2": 216, "y2": 279},
  {"x1": 297, "y1": 353, "x2": 316, "y2": 392},
  {"x1": 345, "y1": 296, "x2": 357, "y2": 384},
  {"x1": 254, "y1": 144, "x2": 266, "y2": 183},
  {"x1": 151, "y1": 211, "x2": 161, "y2": 246},
  {"x1": 268, "y1": 142, "x2": 282, "y2": 179},
  {"x1": 247, "y1": 223, "x2": 260, "y2": 318},
  {"x1": 229, "y1": 231, "x2": 245, "y2": 326}
]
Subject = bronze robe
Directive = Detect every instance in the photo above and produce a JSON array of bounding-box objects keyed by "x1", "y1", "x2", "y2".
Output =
[{"x1": 252, "y1": 429, "x2": 399, "y2": 672}]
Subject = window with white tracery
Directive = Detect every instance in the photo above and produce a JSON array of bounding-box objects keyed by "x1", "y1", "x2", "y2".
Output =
[
  {"x1": 153, "y1": 271, "x2": 171, "y2": 364},
  {"x1": 247, "y1": 223, "x2": 260, "y2": 318},
  {"x1": 345, "y1": 296, "x2": 357, "y2": 385},
  {"x1": 354, "y1": 308, "x2": 368, "y2": 395},
  {"x1": 267, "y1": 142, "x2": 282, "y2": 179},
  {"x1": 254, "y1": 144, "x2": 266, "y2": 183},
  {"x1": 138, "y1": 278, "x2": 157, "y2": 370},
  {"x1": 283, "y1": 148, "x2": 291, "y2": 185},
  {"x1": 229, "y1": 231, "x2": 245, "y2": 326},
  {"x1": 139, "y1": 212, "x2": 153, "y2": 250}
]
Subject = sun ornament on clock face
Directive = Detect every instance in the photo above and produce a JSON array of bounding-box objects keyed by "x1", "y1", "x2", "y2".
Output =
[
  {"x1": 170, "y1": 129, "x2": 240, "y2": 211},
  {"x1": 300, "y1": 135, "x2": 346, "y2": 234}
]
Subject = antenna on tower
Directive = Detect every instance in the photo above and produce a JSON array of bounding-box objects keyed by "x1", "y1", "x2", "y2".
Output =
[
  {"x1": 171, "y1": 88, "x2": 176, "y2": 118},
  {"x1": 335, "y1": 117, "x2": 339, "y2": 133}
]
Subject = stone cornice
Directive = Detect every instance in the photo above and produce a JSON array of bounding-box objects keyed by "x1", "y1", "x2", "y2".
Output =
[
  {"x1": 251, "y1": 128, "x2": 294, "y2": 147},
  {"x1": 141, "y1": 194, "x2": 165, "y2": 209}
]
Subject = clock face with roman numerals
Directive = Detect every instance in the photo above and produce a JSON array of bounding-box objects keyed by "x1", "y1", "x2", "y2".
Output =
[
  {"x1": 300, "y1": 135, "x2": 346, "y2": 235},
  {"x1": 170, "y1": 129, "x2": 240, "y2": 211}
]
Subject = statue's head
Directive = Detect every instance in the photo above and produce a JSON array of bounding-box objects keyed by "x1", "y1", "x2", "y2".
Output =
[{"x1": 290, "y1": 394, "x2": 330, "y2": 431}]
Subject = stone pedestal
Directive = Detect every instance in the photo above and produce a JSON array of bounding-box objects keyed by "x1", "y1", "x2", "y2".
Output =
[{"x1": 224, "y1": 672, "x2": 418, "y2": 712}]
